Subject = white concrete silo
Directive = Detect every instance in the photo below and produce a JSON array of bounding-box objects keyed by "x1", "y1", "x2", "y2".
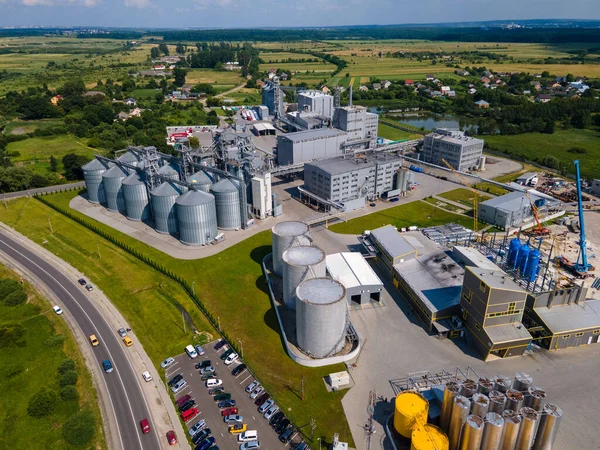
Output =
[
  {"x1": 281, "y1": 246, "x2": 326, "y2": 310},
  {"x1": 271, "y1": 221, "x2": 310, "y2": 277}
]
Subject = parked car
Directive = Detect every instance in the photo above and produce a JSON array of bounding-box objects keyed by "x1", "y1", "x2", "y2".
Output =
[
  {"x1": 123, "y1": 336, "x2": 133, "y2": 347},
  {"x1": 195, "y1": 344, "x2": 205, "y2": 355},
  {"x1": 195, "y1": 360, "x2": 212, "y2": 369},
  {"x1": 140, "y1": 418, "x2": 151, "y2": 434},
  {"x1": 269, "y1": 411, "x2": 284, "y2": 427},
  {"x1": 279, "y1": 427, "x2": 295, "y2": 443},
  {"x1": 181, "y1": 407, "x2": 198, "y2": 422},
  {"x1": 214, "y1": 340, "x2": 227, "y2": 350},
  {"x1": 240, "y1": 442, "x2": 260, "y2": 450},
  {"x1": 245, "y1": 381, "x2": 259, "y2": 393},
  {"x1": 85, "y1": 283, "x2": 93, "y2": 291},
  {"x1": 296, "y1": 442, "x2": 309, "y2": 450},
  {"x1": 118, "y1": 328, "x2": 127, "y2": 337},
  {"x1": 168, "y1": 374, "x2": 183, "y2": 387},
  {"x1": 220, "y1": 348, "x2": 234, "y2": 360},
  {"x1": 238, "y1": 430, "x2": 258, "y2": 442},
  {"x1": 229, "y1": 423, "x2": 247, "y2": 434},
  {"x1": 206, "y1": 378, "x2": 222, "y2": 388},
  {"x1": 188, "y1": 420, "x2": 206, "y2": 436},
  {"x1": 176, "y1": 394, "x2": 192, "y2": 408},
  {"x1": 53, "y1": 305, "x2": 63, "y2": 315},
  {"x1": 191, "y1": 428, "x2": 211, "y2": 444},
  {"x1": 178, "y1": 399, "x2": 196, "y2": 413},
  {"x1": 196, "y1": 436, "x2": 215, "y2": 450},
  {"x1": 264, "y1": 404, "x2": 279, "y2": 420},
  {"x1": 166, "y1": 430, "x2": 177, "y2": 445},
  {"x1": 254, "y1": 393, "x2": 270, "y2": 406},
  {"x1": 201, "y1": 372, "x2": 217, "y2": 381},
  {"x1": 249, "y1": 386, "x2": 264, "y2": 400},
  {"x1": 209, "y1": 387, "x2": 225, "y2": 395},
  {"x1": 214, "y1": 393, "x2": 231, "y2": 402},
  {"x1": 200, "y1": 366, "x2": 216, "y2": 375},
  {"x1": 390, "y1": 198, "x2": 399, "y2": 203},
  {"x1": 224, "y1": 414, "x2": 244, "y2": 424},
  {"x1": 171, "y1": 380, "x2": 187, "y2": 393},
  {"x1": 102, "y1": 360, "x2": 113, "y2": 373},
  {"x1": 274, "y1": 419, "x2": 290, "y2": 434},
  {"x1": 258, "y1": 399, "x2": 274, "y2": 414},
  {"x1": 160, "y1": 357, "x2": 175, "y2": 368},
  {"x1": 370, "y1": 202, "x2": 377, "y2": 207},
  {"x1": 232, "y1": 364, "x2": 247, "y2": 376},
  {"x1": 142, "y1": 371, "x2": 153, "y2": 382},
  {"x1": 224, "y1": 352, "x2": 239, "y2": 366},
  {"x1": 221, "y1": 407, "x2": 238, "y2": 417},
  {"x1": 218, "y1": 400, "x2": 236, "y2": 409},
  {"x1": 78, "y1": 278, "x2": 86, "y2": 285}
]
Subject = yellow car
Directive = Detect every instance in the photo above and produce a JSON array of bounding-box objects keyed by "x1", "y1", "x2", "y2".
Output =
[
  {"x1": 89, "y1": 335, "x2": 99, "y2": 347},
  {"x1": 123, "y1": 336, "x2": 133, "y2": 347},
  {"x1": 228, "y1": 423, "x2": 247, "y2": 435}
]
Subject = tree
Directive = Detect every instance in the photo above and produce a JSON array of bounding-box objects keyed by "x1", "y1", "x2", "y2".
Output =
[
  {"x1": 58, "y1": 359, "x2": 76, "y2": 374},
  {"x1": 188, "y1": 136, "x2": 199, "y2": 148},
  {"x1": 595, "y1": 115, "x2": 600, "y2": 127},
  {"x1": 173, "y1": 67, "x2": 186, "y2": 87},
  {"x1": 0, "y1": 167, "x2": 33, "y2": 192},
  {"x1": 61, "y1": 386, "x2": 79, "y2": 402},
  {"x1": 571, "y1": 110, "x2": 591, "y2": 129},
  {"x1": 3, "y1": 289, "x2": 26, "y2": 306},
  {"x1": 150, "y1": 47, "x2": 160, "y2": 59},
  {"x1": 0, "y1": 279, "x2": 21, "y2": 301},
  {"x1": 567, "y1": 147, "x2": 587, "y2": 154},
  {"x1": 27, "y1": 388, "x2": 58, "y2": 418},
  {"x1": 49, "y1": 155, "x2": 57, "y2": 172},
  {"x1": 158, "y1": 43, "x2": 169, "y2": 56},
  {"x1": 176, "y1": 43, "x2": 185, "y2": 54},
  {"x1": 60, "y1": 370, "x2": 78, "y2": 387},
  {"x1": 542, "y1": 120, "x2": 555, "y2": 134},
  {"x1": 541, "y1": 155, "x2": 560, "y2": 170},
  {"x1": 62, "y1": 154, "x2": 90, "y2": 181},
  {"x1": 30, "y1": 174, "x2": 49, "y2": 188},
  {"x1": 62, "y1": 410, "x2": 96, "y2": 446}
]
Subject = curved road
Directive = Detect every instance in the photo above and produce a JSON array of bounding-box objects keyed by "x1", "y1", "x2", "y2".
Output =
[{"x1": 0, "y1": 229, "x2": 161, "y2": 450}]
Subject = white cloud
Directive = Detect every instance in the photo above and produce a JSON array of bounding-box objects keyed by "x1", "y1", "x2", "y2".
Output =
[
  {"x1": 20, "y1": 0, "x2": 99, "y2": 5},
  {"x1": 125, "y1": 0, "x2": 151, "y2": 7}
]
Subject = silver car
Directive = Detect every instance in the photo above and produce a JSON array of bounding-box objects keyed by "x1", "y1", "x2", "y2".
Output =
[
  {"x1": 224, "y1": 414, "x2": 244, "y2": 424},
  {"x1": 250, "y1": 386, "x2": 264, "y2": 399},
  {"x1": 258, "y1": 399, "x2": 274, "y2": 414},
  {"x1": 200, "y1": 366, "x2": 216, "y2": 375},
  {"x1": 245, "y1": 381, "x2": 259, "y2": 393}
]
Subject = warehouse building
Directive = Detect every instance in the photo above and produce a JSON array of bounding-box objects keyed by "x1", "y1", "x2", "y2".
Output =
[
  {"x1": 298, "y1": 90, "x2": 334, "y2": 119},
  {"x1": 333, "y1": 105, "x2": 378, "y2": 148},
  {"x1": 422, "y1": 129, "x2": 484, "y2": 172},
  {"x1": 478, "y1": 191, "x2": 562, "y2": 229},
  {"x1": 277, "y1": 128, "x2": 348, "y2": 165},
  {"x1": 326, "y1": 252, "x2": 384, "y2": 306},
  {"x1": 368, "y1": 225, "x2": 418, "y2": 276}
]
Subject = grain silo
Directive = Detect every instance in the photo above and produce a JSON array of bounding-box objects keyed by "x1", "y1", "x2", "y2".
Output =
[
  {"x1": 393, "y1": 391, "x2": 429, "y2": 439},
  {"x1": 282, "y1": 246, "x2": 326, "y2": 310},
  {"x1": 188, "y1": 170, "x2": 214, "y2": 193},
  {"x1": 295, "y1": 277, "x2": 347, "y2": 358},
  {"x1": 122, "y1": 172, "x2": 151, "y2": 221},
  {"x1": 211, "y1": 178, "x2": 242, "y2": 230},
  {"x1": 176, "y1": 190, "x2": 217, "y2": 245},
  {"x1": 532, "y1": 404, "x2": 562, "y2": 450},
  {"x1": 448, "y1": 395, "x2": 470, "y2": 450},
  {"x1": 411, "y1": 424, "x2": 448, "y2": 450},
  {"x1": 117, "y1": 150, "x2": 141, "y2": 166},
  {"x1": 158, "y1": 162, "x2": 180, "y2": 181},
  {"x1": 459, "y1": 415, "x2": 484, "y2": 450},
  {"x1": 82, "y1": 158, "x2": 108, "y2": 204},
  {"x1": 272, "y1": 221, "x2": 311, "y2": 277},
  {"x1": 151, "y1": 182, "x2": 186, "y2": 234},
  {"x1": 102, "y1": 165, "x2": 129, "y2": 213}
]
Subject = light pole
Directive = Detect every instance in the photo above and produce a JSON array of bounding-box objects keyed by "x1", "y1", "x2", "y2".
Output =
[
  {"x1": 237, "y1": 338, "x2": 243, "y2": 358},
  {"x1": 192, "y1": 281, "x2": 196, "y2": 296},
  {"x1": 318, "y1": 438, "x2": 321, "y2": 450}
]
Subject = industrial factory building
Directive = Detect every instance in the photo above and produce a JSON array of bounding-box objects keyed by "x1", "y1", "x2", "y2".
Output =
[
  {"x1": 276, "y1": 128, "x2": 348, "y2": 165},
  {"x1": 325, "y1": 252, "x2": 383, "y2": 306},
  {"x1": 297, "y1": 90, "x2": 334, "y2": 119},
  {"x1": 333, "y1": 105, "x2": 378, "y2": 148},
  {"x1": 478, "y1": 191, "x2": 562, "y2": 229},
  {"x1": 422, "y1": 129, "x2": 484, "y2": 172},
  {"x1": 261, "y1": 81, "x2": 283, "y2": 115}
]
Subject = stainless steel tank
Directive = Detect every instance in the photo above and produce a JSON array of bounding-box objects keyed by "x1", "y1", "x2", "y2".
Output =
[
  {"x1": 440, "y1": 381, "x2": 461, "y2": 433},
  {"x1": 515, "y1": 407, "x2": 539, "y2": 450},
  {"x1": 102, "y1": 165, "x2": 129, "y2": 213},
  {"x1": 158, "y1": 162, "x2": 180, "y2": 181},
  {"x1": 272, "y1": 221, "x2": 311, "y2": 277},
  {"x1": 82, "y1": 158, "x2": 107, "y2": 204},
  {"x1": 448, "y1": 395, "x2": 470, "y2": 450},
  {"x1": 459, "y1": 379, "x2": 478, "y2": 399},
  {"x1": 532, "y1": 404, "x2": 562, "y2": 450},
  {"x1": 478, "y1": 377, "x2": 494, "y2": 395},
  {"x1": 524, "y1": 387, "x2": 546, "y2": 412},
  {"x1": 471, "y1": 393, "x2": 490, "y2": 418},
  {"x1": 122, "y1": 172, "x2": 150, "y2": 221},
  {"x1": 459, "y1": 414, "x2": 484, "y2": 450},
  {"x1": 495, "y1": 375, "x2": 512, "y2": 393},
  {"x1": 482, "y1": 412, "x2": 504, "y2": 450},
  {"x1": 501, "y1": 410, "x2": 522, "y2": 450},
  {"x1": 151, "y1": 182, "x2": 186, "y2": 234},
  {"x1": 295, "y1": 277, "x2": 347, "y2": 358},
  {"x1": 513, "y1": 373, "x2": 533, "y2": 392},
  {"x1": 282, "y1": 246, "x2": 326, "y2": 310},
  {"x1": 211, "y1": 178, "x2": 242, "y2": 230},
  {"x1": 489, "y1": 390, "x2": 507, "y2": 414},
  {"x1": 506, "y1": 389, "x2": 524, "y2": 412},
  {"x1": 175, "y1": 190, "x2": 218, "y2": 245},
  {"x1": 188, "y1": 170, "x2": 214, "y2": 193},
  {"x1": 117, "y1": 149, "x2": 141, "y2": 166}
]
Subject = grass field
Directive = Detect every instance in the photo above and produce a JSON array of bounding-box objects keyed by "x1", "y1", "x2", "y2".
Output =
[
  {"x1": 330, "y1": 199, "x2": 486, "y2": 234},
  {"x1": 0, "y1": 263, "x2": 105, "y2": 450},
  {"x1": 472, "y1": 181, "x2": 510, "y2": 196},
  {"x1": 185, "y1": 69, "x2": 242, "y2": 85},
  {"x1": 131, "y1": 88, "x2": 161, "y2": 99},
  {"x1": 0, "y1": 193, "x2": 354, "y2": 445},
  {"x1": 423, "y1": 196, "x2": 464, "y2": 213},
  {"x1": 438, "y1": 188, "x2": 492, "y2": 209},
  {"x1": 377, "y1": 123, "x2": 422, "y2": 141},
  {"x1": 4, "y1": 119, "x2": 64, "y2": 135}
]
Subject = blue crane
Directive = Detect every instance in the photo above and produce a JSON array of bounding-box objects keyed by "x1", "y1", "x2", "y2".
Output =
[{"x1": 573, "y1": 160, "x2": 592, "y2": 273}]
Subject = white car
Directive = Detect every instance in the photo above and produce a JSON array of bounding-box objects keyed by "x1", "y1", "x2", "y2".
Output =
[
  {"x1": 52, "y1": 305, "x2": 63, "y2": 315},
  {"x1": 250, "y1": 386, "x2": 264, "y2": 400},
  {"x1": 142, "y1": 371, "x2": 153, "y2": 382},
  {"x1": 224, "y1": 352, "x2": 239, "y2": 366},
  {"x1": 160, "y1": 357, "x2": 175, "y2": 369},
  {"x1": 245, "y1": 381, "x2": 259, "y2": 393},
  {"x1": 264, "y1": 405, "x2": 279, "y2": 420},
  {"x1": 258, "y1": 399, "x2": 274, "y2": 414},
  {"x1": 206, "y1": 378, "x2": 223, "y2": 388}
]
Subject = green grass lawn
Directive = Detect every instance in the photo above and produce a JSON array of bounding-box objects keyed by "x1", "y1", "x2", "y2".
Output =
[
  {"x1": 438, "y1": 188, "x2": 492, "y2": 209},
  {"x1": 377, "y1": 123, "x2": 422, "y2": 141},
  {"x1": 0, "y1": 192, "x2": 353, "y2": 445},
  {"x1": 4, "y1": 119, "x2": 64, "y2": 136},
  {"x1": 472, "y1": 181, "x2": 510, "y2": 196},
  {"x1": 330, "y1": 199, "x2": 485, "y2": 234},
  {"x1": 131, "y1": 88, "x2": 161, "y2": 99},
  {"x1": 423, "y1": 197, "x2": 464, "y2": 213},
  {"x1": 8, "y1": 134, "x2": 96, "y2": 164},
  {"x1": 0, "y1": 264, "x2": 105, "y2": 450}
]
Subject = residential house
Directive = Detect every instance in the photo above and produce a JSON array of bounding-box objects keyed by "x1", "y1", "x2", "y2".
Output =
[
  {"x1": 50, "y1": 95, "x2": 63, "y2": 106},
  {"x1": 321, "y1": 86, "x2": 331, "y2": 94},
  {"x1": 447, "y1": 90, "x2": 457, "y2": 97},
  {"x1": 480, "y1": 77, "x2": 491, "y2": 84},
  {"x1": 530, "y1": 81, "x2": 542, "y2": 91},
  {"x1": 533, "y1": 73, "x2": 542, "y2": 78},
  {"x1": 536, "y1": 94, "x2": 553, "y2": 103},
  {"x1": 172, "y1": 91, "x2": 182, "y2": 99},
  {"x1": 268, "y1": 69, "x2": 276, "y2": 80},
  {"x1": 153, "y1": 64, "x2": 166, "y2": 71},
  {"x1": 475, "y1": 100, "x2": 490, "y2": 109},
  {"x1": 490, "y1": 83, "x2": 499, "y2": 90},
  {"x1": 482, "y1": 70, "x2": 492, "y2": 77},
  {"x1": 115, "y1": 111, "x2": 130, "y2": 121},
  {"x1": 373, "y1": 83, "x2": 382, "y2": 90},
  {"x1": 523, "y1": 90, "x2": 531, "y2": 95},
  {"x1": 404, "y1": 79, "x2": 414, "y2": 86},
  {"x1": 555, "y1": 76, "x2": 567, "y2": 83},
  {"x1": 224, "y1": 61, "x2": 240, "y2": 70},
  {"x1": 359, "y1": 85, "x2": 369, "y2": 91},
  {"x1": 430, "y1": 91, "x2": 443, "y2": 98},
  {"x1": 549, "y1": 82, "x2": 561, "y2": 89},
  {"x1": 496, "y1": 72, "x2": 508, "y2": 78},
  {"x1": 129, "y1": 108, "x2": 144, "y2": 117},
  {"x1": 382, "y1": 80, "x2": 392, "y2": 89},
  {"x1": 455, "y1": 69, "x2": 470, "y2": 76},
  {"x1": 468, "y1": 88, "x2": 477, "y2": 95},
  {"x1": 440, "y1": 86, "x2": 451, "y2": 95},
  {"x1": 483, "y1": 83, "x2": 490, "y2": 89},
  {"x1": 425, "y1": 74, "x2": 435, "y2": 81},
  {"x1": 280, "y1": 72, "x2": 288, "y2": 81},
  {"x1": 125, "y1": 98, "x2": 136, "y2": 106}
]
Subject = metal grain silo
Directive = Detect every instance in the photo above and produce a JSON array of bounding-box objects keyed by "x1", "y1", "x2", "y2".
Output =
[
  {"x1": 176, "y1": 190, "x2": 218, "y2": 246},
  {"x1": 211, "y1": 178, "x2": 242, "y2": 230},
  {"x1": 515, "y1": 407, "x2": 539, "y2": 450},
  {"x1": 489, "y1": 390, "x2": 507, "y2": 414},
  {"x1": 478, "y1": 377, "x2": 494, "y2": 395},
  {"x1": 471, "y1": 393, "x2": 490, "y2": 418},
  {"x1": 411, "y1": 424, "x2": 449, "y2": 450},
  {"x1": 393, "y1": 391, "x2": 429, "y2": 439},
  {"x1": 524, "y1": 387, "x2": 546, "y2": 412},
  {"x1": 494, "y1": 375, "x2": 512, "y2": 393},
  {"x1": 513, "y1": 372, "x2": 533, "y2": 392},
  {"x1": 102, "y1": 165, "x2": 129, "y2": 213},
  {"x1": 151, "y1": 182, "x2": 186, "y2": 234},
  {"x1": 459, "y1": 415, "x2": 484, "y2": 450},
  {"x1": 158, "y1": 162, "x2": 180, "y2": 181},
  {"x1": 122, "y1": 172, "x2": 150, "y2": 221},
  {"x1": 448, "y1": 395, "x2": 470, "y2": 450},
  {"x1": 506, "y1": 389, "x2": 524, "y2": 412},
  {"x1": 440, "y1": 381, "x2": 460, "y2": 433},
  {"x1": 188, "y1": 170, "x2": 214, "y2": 193},
  {"x1": 459, "y1": 379, "x2": 478, "y2": 399},
  {"x1": 501, "y1": 410, "x2": 522, "y2": 450},
  {"x1": 117, "y1": 150, "x2": 141, "y2": 166},
  {"x1": 532, "y1": 404, "x2": 562, "y2": 450},
  {"x1": 282, "y1": 246, "x2": 326, "y2": 310},
  {"x1": 482, "y1": 412, "x2": 504, "y2": 450},
  {"x1": 295, "y1": 277, "x2": 347, "y2": 358},
  {"x1": 272, "y1": 221, "x2": 311, "y2": 277},
  {"x1": 82, "y1": 158, "x2": 108, "y2": 204}
]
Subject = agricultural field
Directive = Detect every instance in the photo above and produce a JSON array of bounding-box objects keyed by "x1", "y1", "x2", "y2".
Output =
[
  {"x1": 259, "y1": 61, "x2": 337, "y2": 73},
  {"x1": 185, "y1": 68, "x2": 242, "y2": 86}
]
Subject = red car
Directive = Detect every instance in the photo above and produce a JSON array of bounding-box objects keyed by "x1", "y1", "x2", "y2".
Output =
[
  {"x1": 140, "y1": 418, "x2": 151, "y2": 434},
  {"x1": 182, "y1": 407, "x2": 199, "y2": 422},
  {"x1": 221, "y1": 407, "x2": 238, "y2": 417},
  {"x1": 166, "y1": 430, "x2": 177, "y2": 445},
  {"x1": 176, "y1": 394, "x2": 191, "y2": 408}
]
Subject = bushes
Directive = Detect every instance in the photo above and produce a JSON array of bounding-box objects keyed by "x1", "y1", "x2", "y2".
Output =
[
  {"x1": 27, "y1": 388, "x2": 58, "y2": 418},
  {"x1": 59, "y1": 358, "x2": 76, "y2": 374},
  {"x1": 0, "y1": 323, "x2": 27, "y2": 348},
  {"x1": 60, "y1": 385, "x2": 79, "y2": 402},
  {"x1": 0, "y1": 279, "x2": 21, "y2": 300},
  {"x1": 45, "y1": 334, "x2": 66, "y2": 347},
  {"x1": 2, "y1": 362, "x2": 24, "y2": 379},
  {"x1": 3, "y1": 289, "x2": 27, "y2": 306},
  {"x1": 60, "y1": 370, "x2": 78, "y2": 387},
  {"x1": 62, "y1": 410, "x2": 96, "y2": 446}
]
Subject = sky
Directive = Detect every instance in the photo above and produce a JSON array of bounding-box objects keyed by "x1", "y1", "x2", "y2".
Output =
[{"x1": 0, "y1": 0, "x2": 599, "y2": 28}]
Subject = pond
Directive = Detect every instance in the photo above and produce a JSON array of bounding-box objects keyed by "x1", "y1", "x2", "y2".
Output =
[{"x1": 369, "y1": 108, "x2": 480, "y2": 132}]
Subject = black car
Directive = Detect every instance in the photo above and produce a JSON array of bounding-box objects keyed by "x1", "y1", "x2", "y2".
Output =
[
  {"x1": 168, "y1": 374, "x2": 183, "y2": 387},
  {"x1": 231, "y1": 364, "x2": 247, "y2": 377},
  {"x1": 220, "y1": 348, "x2": 234, "y2": 360},
  {"x1": 78, "y1": 278, "x2": 86, "y2": 285},
  {"x1": 191, "y1": 428, "x2": 211, "y2": 445},
  {"x1": 178, "y1": 399, "x2": 196, "y2": 412},
  {"x1": 279, "y1": 427, "x2": 295, "y2": 443},
  {"x1": 275, "y1": 419, "x2": 290, "y2": 434},
  {"x1": 254, "y1": 392, "x2": 270, "y2": 406},
  {"x1": 269, "y1": 411, "x2": 284, "y2": 427},
  {"x1": 214, "y1": 340, "x2": 227, "y2": 350},
  {"x1": 214, "y1": 393, "x2": 231, "y2": 402},
  {"x1": 217, "y1": 399, "x2": 236, "y2": 409},
  {"x1": 195, "y1": 360, "x2": 212, "y2": 369}
]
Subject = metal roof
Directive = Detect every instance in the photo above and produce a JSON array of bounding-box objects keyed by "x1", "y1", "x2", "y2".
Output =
[
  {"x1": 272, "y1": 221, "x2": 309, "y2": 237},
  {"x1": 484, "y1": 323, "x2": 532, "y2": 344},
  {"x1": 122, "y1": 172, "x2": 145, "y2": 186},
  {"x1": 370, "y1": 225, "x2": 417, "y2": 260},
  {"x1": 279, "y1": 128, "x2": 346, "y2": 143},
  {"x1": 516, "y1": 172, "x2": 538, "y2": 181},
  {"x1": 82, "y1": 158, "x2": 106, "y2": 171},
  {"x1": 453, "y1": 246, "x2": 502, "y2": 270},
  {"x1": 466, "y1": 267, "x2": 525, "y2": 292},
  {"x1": 306, "y1": 154, "x2": 402, "y2": 176},
  {"x1": 481, "y1": 191, "x2": 552, "y2": 213},
  {"x1": 150, "y1": 181, "x2": 184, "y2": 197},
  {"x1": 326, "y1": 252, "x2": 383, "y2": 290},
  {"x1": 175, "y1": 189, "x2": 214, "y2": 206},
  {"x1": 534, "y1": 299, "x2": 600, "y2": 334},
  {"x1": 283, "y1": 246, "x2": 325, "y2": 266},
  {"x1": 211, "y1": 178, "x2": 237, "y2": 193},
  {"x1": 296, "y1": 277, "x2": 346, "y2": 305}
]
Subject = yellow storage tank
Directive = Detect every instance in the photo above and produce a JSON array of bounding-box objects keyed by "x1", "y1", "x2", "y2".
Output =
[
  {"x1": 394, "y1": 391, "x2": 429, "y2": 438},
  {"x1": 411, "y1": 424, "x2": 449, "y2": 450}
]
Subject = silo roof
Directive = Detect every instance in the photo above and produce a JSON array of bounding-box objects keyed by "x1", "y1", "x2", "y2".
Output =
[
  {"x1": 176, "y1": 189, "x2": 214, "y2": 206},
  {"x1": 122, "y1": 172, "x2": 145, "y2": 185},
  {"x1": 151, "y1": 181, "x2": 183, "y2": 197},
  {"x1": 283, "y1": 246, "x2": 324, "y2": 266},
  {"x1": 118, "y1": 151, "x2": 140, "y2": 163},
  {"x1": 102, "y1": 165, "x2": 129, "y2": 178},
  {"x1": 188, "y1": 171, "x2": 213, "y2": 185},
  {"x1": 82, "y1": 158, "x2": 106, "y2": 171},
  {"x1": 297, "y1": 278, "x2": 345, "y2": 305},
  {"x1": 158, "y1": 163, "x2": 178, "y2": 175},
  {"x1": 272, "y1": 221, "x2": 309, "y2": 237},
  {"x1": 211, "y1": 178, "x2": 237, "y2": 193}
]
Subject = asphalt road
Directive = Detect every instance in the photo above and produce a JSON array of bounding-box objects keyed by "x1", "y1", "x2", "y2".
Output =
[
  {"x1": 1, "y1": 181, "x2": 85, "y2": 200},
  {"x1": 0, "y1": 229, "x2": 161, "y2": 450}
]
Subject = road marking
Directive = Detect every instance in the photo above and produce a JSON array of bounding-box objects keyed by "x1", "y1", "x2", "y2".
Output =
[{"x1": 239, "y1": 375, "x2": 252, "y2": 385}]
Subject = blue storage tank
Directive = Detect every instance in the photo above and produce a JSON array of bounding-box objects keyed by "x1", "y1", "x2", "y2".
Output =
[
  {"x1": 507, "y1": 238, "x2": 521, "y2": 268},
  {"x1": 524, "y1": 249, "x2": 541, "y2": 282},
  {"x1": 534, "y1": 198, "x2": 546, "y2": 207},
  {"x1": 517, "y1": 244, "x2": 531, "y2": 274},
  {"x1": 409, "y1": 165, "x2": 423, "y2": 173}
]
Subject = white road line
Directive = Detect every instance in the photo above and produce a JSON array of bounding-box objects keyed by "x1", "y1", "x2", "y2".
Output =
[{"x1": 239, "y1": 375, "x2": 252, "y2": 385}]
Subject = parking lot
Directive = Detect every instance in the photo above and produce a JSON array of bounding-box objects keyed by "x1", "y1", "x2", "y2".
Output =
[{"x1": 163, "y1": 340, "x2": 303, "y2": 449}]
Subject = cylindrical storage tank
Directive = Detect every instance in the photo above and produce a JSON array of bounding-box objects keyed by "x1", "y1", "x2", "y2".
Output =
[
  {"x1": 459, "y1": 415, "x2": 484, "y2": 450},
  {"x1": 482, "y1": 412, "x2": 504, "y2": 450},
  {"x1": 211, "y1": 178, "x2": 241, "y2": 230},
  {"x1": 506, "y1": 389, "x2": 524, "y2": 412},
  {"x1": 515, "y1": 407, "x2": 539, "y2": 450},
  {"x1": 471, "y1": 393, "x2": 490, "y2": 418},
  {"x1": 281, "y1": 246, "x2": 326, "y2": 310},
  {"x1": 517, "y1": 244, "x2": 531, "y2": 274},
  {"x1": 478, "y1": 377, "x2": 494, "y2": 395},
  {"x1": 151, "y1": 182, "x2": 186, "y2": 234},
  {"x1": 459, "y1": 379, "x2": 478, "y2": 399},
  {"x1": 513, "y1": 373, "x2": 534, "y2": 392},
  {"x1": 489, "y1": 390, "x2": 507, "y2": 414},
  {"x1": 122, "y1": 172, "x2": 150, "y2": 221},
  {"x1": 508, "y1": 238, "x2": 521, "y2": 267},
  {"x1": 117, "y1": 150, "x2": 141, "y2": 166},
  {"x1": 440, "y1": 381, "x2": 460, "y2": 433},
  {"x1": 393, "y1": 391, "x2": 429, "y2": 439},
  {"x1": 82, "y1": 158, "x2": 107, "y2": 204},
  {"x1": 411, "y1": 424, "x2": 449, "y2": 450},
  {"x1": 449, "y1": 395, "x2": 470, "y2": 450},
  {"x1": 532, "y1": 404, "x2": 562, "y2": 450},
  {"x1": 175, "y1": 190, "x2": 218, "y2": 246},
  {"x1": 158, "y1": 162, "x2": 180, "y2": 181},
  {"x1": 188, "y1": 170, "x2": 214, "y2": 193},
  {"x1": 524, "y1": 387, "x2": 546, "y2": 412},
  {"x1": 495, "y1": 375, "x2": 512, "y2": 393},
  {"x1": 524, "y1": 249, "x2": 541, "y2": 282},
  {"x1": 102, "y1": 165, "x2": 129, "y2": 213},
  {"x1": 501, "y1": 410, "x2": 522, "y2": 450},
  {"x1": 295, "y1": 278, "x2": 347, "y2": 358},
  {"x1": 272, "y1": 221, "x2": 310, "y2": 277}
]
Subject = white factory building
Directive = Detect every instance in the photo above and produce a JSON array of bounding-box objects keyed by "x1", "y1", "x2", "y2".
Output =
[{"x1": 326, "y1": 252, "x2": 384, "y2": 306}]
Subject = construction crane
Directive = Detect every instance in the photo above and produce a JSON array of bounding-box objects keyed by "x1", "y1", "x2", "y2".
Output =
[
  {"x1": 441, "y1": 158, "x2": 479, "y2": 233},
  {"x1": 523, "y1": 191, "x2": 551, "y2": 237}
]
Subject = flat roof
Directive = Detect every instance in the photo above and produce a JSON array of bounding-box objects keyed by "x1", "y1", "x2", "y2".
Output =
[
  {"x1": 326, "y1": 252, "x2": 383, "y2": 290},
  {"x1": 279, "y1": 128, "x2": 346, "y2": 143},
  {"x1": 481, "y1": 191, "x2": 560, "y2": 212},
  {"x1": 466, "y1": 267, "x2": 525, "y2": 293},
  {"x1": 516, "y1": 172, "x2": 538, "y2": 181},
  {"x1": 306, "y1": 154, "x2": 402, "y2": 176},
  {"x1": 453, "y1": 246, "x2": 502, "y2": 271},
  {"x1": 370, "y1": 225, "x2": 417, "y2": 260},
  {"x1": 485, "y1": 323, "x2": 532, "y2": 344},
  {"x1": 426, "y1": 132, "x2": 484, "y2": 147},
  {"x1": 534, "y1": 299, "x2": 600, "y2": 334},
  {"x1": 252, "y1": 123, "x2": 276, "y2": 132}
]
